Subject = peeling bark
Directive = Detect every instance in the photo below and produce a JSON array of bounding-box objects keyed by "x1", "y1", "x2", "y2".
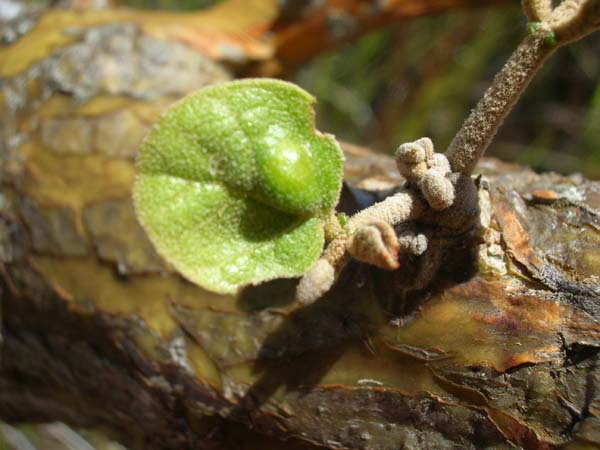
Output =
[{"x1": 1, "y1": 2, "x2": 600, "y2": 450}]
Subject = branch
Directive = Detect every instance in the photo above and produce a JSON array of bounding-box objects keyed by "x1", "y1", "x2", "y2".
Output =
[
  {"x1": 446, "y1": 0, "x2": 600, "y2": 175},
  {"x1": 445, "y1": 25, "x2": 556, "y2": 174},
  {"x1": 551, "y1": 0, "x2": 600, "y2": 42},
  {"x1": 522, "y1": 0, "x2": 553, "y2": 21}
]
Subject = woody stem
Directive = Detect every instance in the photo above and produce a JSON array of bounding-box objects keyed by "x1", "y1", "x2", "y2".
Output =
[{"x1": 445, "y1": 26, "x2": 557, "y2": 175}]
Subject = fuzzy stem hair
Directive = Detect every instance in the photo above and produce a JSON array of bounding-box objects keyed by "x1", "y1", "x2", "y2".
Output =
[
  {"x1": 523, "y1": 0, "x2": 554, "y2": 21},
  {"x1": 446, "y1": 0, "x2": 600, "y2": 175},
  {"x1": 445, "y1": 26, "x2": 556, "y2": 175}
]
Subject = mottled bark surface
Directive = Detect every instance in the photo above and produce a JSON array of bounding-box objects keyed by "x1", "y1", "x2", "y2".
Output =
[{"x1": 1, "y1": 2, "x2": 600, "y2": 450}]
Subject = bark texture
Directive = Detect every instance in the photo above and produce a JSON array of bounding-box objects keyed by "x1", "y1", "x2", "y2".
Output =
[{"x1": 1, "y1": 2, "x2": 600, "y2": 450}]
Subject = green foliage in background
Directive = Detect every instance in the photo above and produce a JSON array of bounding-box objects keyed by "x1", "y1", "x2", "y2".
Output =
[
  {"x1": 296, "y1": 7, "x2": 600, "y2": 179},
  {"x1": 117, "y1": 1, "x2": 599, "y2": 178}
]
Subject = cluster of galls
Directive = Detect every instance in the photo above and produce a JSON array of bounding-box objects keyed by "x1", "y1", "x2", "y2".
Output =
[
  {"x1": 396, "y1": 137, "x2": 454, "y2": 211},
  {"x1": 397, "y1": 137, "x2": 479, "y2": 232},
  {"x1": 297, "y1": 137, "x2": 480, "y2": 304},
  {"x1": 297, "y1": 0, "x2": 600, "y2": 304}
]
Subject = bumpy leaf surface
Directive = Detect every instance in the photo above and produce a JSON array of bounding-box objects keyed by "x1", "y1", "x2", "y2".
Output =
[{"x1": 134, "y1": 79, "x2": 343, "y2": 293}]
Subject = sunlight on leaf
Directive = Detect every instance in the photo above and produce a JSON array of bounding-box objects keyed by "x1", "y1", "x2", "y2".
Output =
[{"x1": 134, "y1": 79, "x2": 343, "y2": 293}]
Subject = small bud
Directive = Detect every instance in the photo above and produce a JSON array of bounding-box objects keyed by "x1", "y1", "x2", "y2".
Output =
[
  {"x1": 543, "y1": 30, "x2": 557, "y2": 47},
  {"x1": 397, "y1": 161, "x2": 428, "y2": 183},
  {"x1": 427, "y1": 153, "x2": 451, "y2": 176},
  {"x1": 414, "y1": 137, "x2": 434, "y2": 159},
  {"x1": 527, "y1": 21, "x2": 544, "y2": 35},
  {"x1": 396, "y1": 142, "x2": 426, "y2": 163},
  {"x1": 420, "y1": 170, "x2": 455, "y2": 210},
  {"x1": 348, "y1": 221, "x2": 399, "y2": 270},
  {"x1": 324, "y1": 212, "x2": 343, "y2": 241},
  {"x1": 397, "y1": 231, "x2": 428, "y2": 256},
  {"x1": 296, "y1": 258, "x2": 335, "y2": 305}
]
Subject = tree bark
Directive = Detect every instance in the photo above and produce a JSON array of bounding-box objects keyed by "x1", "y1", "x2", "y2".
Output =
[{"x1": 1, "y1": 2, "x2": 600, "y2": 449}]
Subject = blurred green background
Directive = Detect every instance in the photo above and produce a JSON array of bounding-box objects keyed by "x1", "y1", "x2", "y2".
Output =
[
  {"x1": 120, "y1": 0, "x2": 600, "y2": 179},
  {"x1": 11, "y1": 0, "x2": 600, "y2": 179},
  {"x1": 296, "y1": 5, "x2": 600, "y2": 180}
]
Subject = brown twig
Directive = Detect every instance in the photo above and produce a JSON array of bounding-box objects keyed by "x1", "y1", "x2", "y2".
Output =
[{"x1": 446, "y1": 0, "x2": 600, "y2": 175}]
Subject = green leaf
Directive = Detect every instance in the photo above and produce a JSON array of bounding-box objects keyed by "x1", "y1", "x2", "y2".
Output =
[{"x1": 134, "y1": 79, "x2": 344, "y2": 293}]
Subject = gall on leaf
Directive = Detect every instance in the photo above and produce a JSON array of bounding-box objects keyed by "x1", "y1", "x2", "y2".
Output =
[{"x1": 134, "y1": 79, "x2": 344, "y2": 294}]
